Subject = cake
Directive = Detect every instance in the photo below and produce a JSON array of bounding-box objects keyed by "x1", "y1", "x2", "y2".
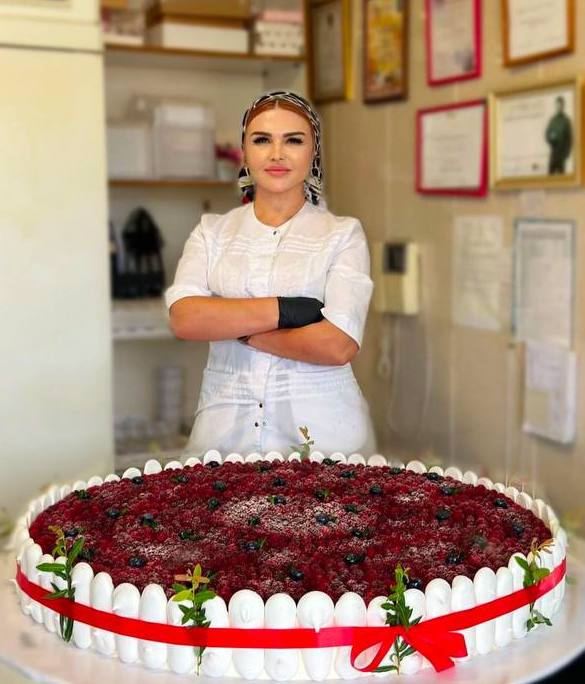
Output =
[{"x1": 13, "y1": 450, "x2": 567, "y2": 680}]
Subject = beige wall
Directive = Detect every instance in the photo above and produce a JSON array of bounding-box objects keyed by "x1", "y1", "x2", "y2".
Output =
[{"x1": 320, "y1": 1, "x2": 585, "y2": 527}]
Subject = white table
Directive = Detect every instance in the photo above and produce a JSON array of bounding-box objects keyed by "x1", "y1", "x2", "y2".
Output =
[{"x1": 1, "y1": 541, "x2": 584, "y2": 684}]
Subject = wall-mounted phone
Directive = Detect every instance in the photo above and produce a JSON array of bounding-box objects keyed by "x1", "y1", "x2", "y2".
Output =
[{"x1": 372, "y1": 241, "x2": 419, "y2": 315}]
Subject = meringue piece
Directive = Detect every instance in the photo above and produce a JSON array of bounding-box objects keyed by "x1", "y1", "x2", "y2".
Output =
[
  {"x1": 400, "y1": 588, "x2": 426, "y2": 674},
  {"x1": 90, "y1": 572, "x2": 116, "y2": 655},
  {"x1": 425, "y1": 578, "x2": 451, "y2": 619},
  {"x1": 167, "y1": 597, "x2": 196, "y2": 674},
  {"x1": 265, "y1": 451, "x2": 284, "y2": 462},
  {"x1": 309, "y1": 451, "x2": 325, "y2": 463},
  {"x1": 265, "y1": 593, "x2": 299, "y2": 680},
  {"x1": 462, "y1": 471, "x2": 478, "y2": 485},
  {"x1": 143, "y1": 459, "x2": 163, "y2": 475},
  {"x1": 200, "y1": 596, "x2": 232, "y2": 676},
  {"x1": 229, "y1": 589, "x2": 265, "y2": 679},
  {"x1": 427, "y1": 466, "x2": 444, "y2": 476},
  {"x1": 346, "y1": 453, "x2": 366, "y2": 465},
  {"x1": 406, "y1": 460, "x2": 426, "y2": 473},
  {"x1": 245, "y1": 452, "x2": 263, "y2": 463},
  {"x1": 451, "y1": 575, "x2": 476, "y2": 657},
  {"x1": 113, "y1": 582, "x2": 141, "y2": 664},
  {"x1": 329, "y1": 452, "x2": 346, "y2": 464},
  {"x1": 509, "y1": 553, "x2": 530, "y2": 639},
  {"x1": 365, "y1": 596, "x2": 393, "y2": 670},
  {"x1": 164, "y1": 460, "x2": 183, "y2": 470},
  {"x1": 121, "y1": 467, "x2": 141, "y2": 480},
  {"x1": 183, "y1": 456, "x2": 202, "y2": 467},
  {"x1": 367, "y1": 454, "x2": 386, "y2": 467},
  {"x1": 203, "y1": 449, "x2": 222, "y2": 465},
  {"x1": 71, "y1": 562, "x2": 94, "y2": 649},
  {"x1": 104, "y1": 473, "x2": 120, "y2": 483},
  {"x1": 494, "y1": 567, "x2": 514, "y2": 648},
  {"x1": 87, "y1": 475, "x2": 103, "y2": 488},
  {"x1": 297, "y1": 591, "x2": 335, "y2": 680},
  {"x1": 474, "y1": 567, "x2": 496, "y2": 654},
  {"x1": 139, "y1": 584, "x2": 168, "y2": 668},
  {"x1": 476, "y1": 477, "x2": 494, "y2": 490},
  {"x1": 334, "y1": 592, "x2": 366, "y2": 679},
  {"x1": 23, "y1": 543, "x2": 43, "y2": 623},
  {"x1": 37, "y1": 553, "x2": 58, "y2": 633},
  {"x1": 443, "y1": 466, "x2": 463, "y2": 481},
  {"x1": 224, "y1": 453, "x2": 244, "y2": 463}
]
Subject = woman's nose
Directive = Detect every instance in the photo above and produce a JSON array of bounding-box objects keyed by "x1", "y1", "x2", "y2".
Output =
[{"x1": 270, "y1": 141, "x2": 285, "y2": 160}]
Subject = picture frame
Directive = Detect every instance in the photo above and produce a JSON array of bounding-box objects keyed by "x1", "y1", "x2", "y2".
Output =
[
  {"x1": 425, "y1": 0, "x2": 482, "y2": 86},
  {"x1": 416, "y1": 99, "x2": 488, "y2": 196},
  {"x1": 490, "y1": 78, "x2": 582, "y2": 190},
  {"x1": 305, "y1": 0, "x2": 352, "y2": 104},
  {"x1": 362, "y1": 0, "x2": 408, "y2": 103},
  {"x1": 501, "y1": 0, "x2": 575, "y2": 67}
]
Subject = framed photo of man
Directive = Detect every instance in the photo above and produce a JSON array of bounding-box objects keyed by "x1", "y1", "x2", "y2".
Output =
[
  {"x1": 363, "y1": 0, "x2": 408, "y2": 103},
  {"x1": 306, "y1": 0, "x2": 352, "y2": 104},
  {"x1": 490, "y1": 78, "x2": 582, "y2": 190},
  {"x1": 501, "y1": 0, "x2": 575, "y2": 67}
]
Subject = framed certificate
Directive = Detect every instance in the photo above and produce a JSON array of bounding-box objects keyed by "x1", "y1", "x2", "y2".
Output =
[
  {"x1": 363, "y1": 0, "x2": 408, "y2": 103},
  {"x1": 416, "y1": 99, "x2": 488, "y2": 196},
  {"x1": 306, "y1": 0, "x2": 352, "y2": 104},
  {"x1": 490, "y1": 78, "x2": 582, "y2": 190},
  {"x1": 502, "y1": 0, "x2": 575, "y2": 67},
  {"x1": 425, "y1": 0, "x2": 482, "y2": 86}
]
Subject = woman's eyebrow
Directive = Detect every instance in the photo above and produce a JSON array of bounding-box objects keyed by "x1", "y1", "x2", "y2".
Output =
[{"x1": 250, "y1": 131, "x2": 307, "y2": 136}]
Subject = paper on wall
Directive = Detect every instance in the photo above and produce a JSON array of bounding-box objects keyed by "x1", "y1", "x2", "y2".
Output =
[
  {"x1": 523, "y1": 340, "x2": 576, "y2": 444},
  {"x1": 453, "y1": 215, "x2": 504, "y2": 331},
  {"x1": 513, "y1": 219, "x2": 575, "y2": 347}
]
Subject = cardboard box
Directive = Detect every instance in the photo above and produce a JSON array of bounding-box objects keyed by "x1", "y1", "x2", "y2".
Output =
[
  {"x1": 149, "y1": 0, "x2": 251, "y2": 20},
  {"x1": 147, "y1": 17, "x2": 249, "y2": 53}
]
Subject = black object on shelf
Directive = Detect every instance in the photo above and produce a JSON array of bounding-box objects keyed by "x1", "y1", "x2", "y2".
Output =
[{"x1": 113, "y1": 207, "x2": 166, "y2": 299}]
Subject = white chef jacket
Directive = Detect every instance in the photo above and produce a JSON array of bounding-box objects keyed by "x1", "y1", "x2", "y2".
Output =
[{"x1": 164, "y1": 200, "x2": 377, "y2": 457}]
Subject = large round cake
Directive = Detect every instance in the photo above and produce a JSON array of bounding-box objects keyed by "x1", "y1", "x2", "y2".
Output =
[{"x1": 13, "y1": 451, "x2": 567, "y2": 680}]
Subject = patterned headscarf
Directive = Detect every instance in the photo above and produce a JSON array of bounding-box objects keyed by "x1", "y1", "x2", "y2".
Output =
[{"x1": 237, "y1": 90, "x2": 324, "y2": 206}]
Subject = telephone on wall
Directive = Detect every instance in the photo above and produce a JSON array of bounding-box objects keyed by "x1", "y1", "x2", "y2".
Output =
[{"x1": 372, "y1": 241, "x2": 419, "y2": 315}]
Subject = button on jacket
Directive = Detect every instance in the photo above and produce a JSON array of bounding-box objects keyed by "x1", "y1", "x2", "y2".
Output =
[{"x1": 165, "y1": 200, "x2": 377, "y2": 457}]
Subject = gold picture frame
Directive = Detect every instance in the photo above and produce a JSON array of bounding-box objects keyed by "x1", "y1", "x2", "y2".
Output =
[
  {"x1": 363, "y1": 0, "x2": 408, "y2": 103},
  {"x1": 501, "y1": 0, "x2": 575, "y2": 67},
  {"x1": 305, "y1": 0, "x2": 352, "y2": 104},
  {"x1": 489, "y1": 77, "x2": 583, "y2": 190}
]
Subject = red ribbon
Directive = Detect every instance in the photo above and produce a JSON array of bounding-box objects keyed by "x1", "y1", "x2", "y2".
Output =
[{"x1": 15, "y1": 558, "x2": 566, "y2": 673}]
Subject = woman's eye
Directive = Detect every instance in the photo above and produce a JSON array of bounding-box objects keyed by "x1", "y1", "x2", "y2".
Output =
[
  {"x1": 287, "y1": 137, "x2": 303, "y2": 144},
  {"x1": 252, "y1": 136, "x2": 269, "y2": 144}
]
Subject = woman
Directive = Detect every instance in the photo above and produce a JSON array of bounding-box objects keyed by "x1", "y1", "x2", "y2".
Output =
[{"x1": 165, "y1": 90, "x2": 376, "y2": 457}]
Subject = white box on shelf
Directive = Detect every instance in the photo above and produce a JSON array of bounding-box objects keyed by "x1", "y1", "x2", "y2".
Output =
[
  {"x1": 146, "y1": 19, "x2": 249, "y2": 53},
  {"x1": 153, "y1": 100, "x2": 216, "y2": 178},
  {"x1": 106, "y1": 120, "x2": 153, "y2": 179}
]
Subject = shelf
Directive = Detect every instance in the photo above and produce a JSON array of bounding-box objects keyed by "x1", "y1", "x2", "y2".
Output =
[
  {"x1": 104, "y1": 42, "x2": 306, "y2": 73},
  {"x1": 111, "y1": 298, "x2": 173, "y2": 341},
  {"x1": 109, "y1": 177, "x2": 236, "y2": 189}
]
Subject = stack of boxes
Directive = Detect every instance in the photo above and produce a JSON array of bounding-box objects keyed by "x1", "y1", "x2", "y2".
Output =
[{"x1": 252, "y1": 4, "x2": 305, "y2": 56}]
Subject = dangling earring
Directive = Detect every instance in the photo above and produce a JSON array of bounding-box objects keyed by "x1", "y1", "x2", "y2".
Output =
[{"x1": 237, "y1": 165, "x2": 254, "y2": 204}]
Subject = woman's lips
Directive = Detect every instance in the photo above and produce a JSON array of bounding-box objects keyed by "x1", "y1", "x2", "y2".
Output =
[{"x1": 265, "y1": 168, "x2": 290, "y2": 176}]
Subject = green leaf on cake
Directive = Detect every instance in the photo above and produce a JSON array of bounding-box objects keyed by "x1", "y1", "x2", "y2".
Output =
[
  {"x1": 172, "y1": 564, "x2": 217, "y2": 675},
  {"x1": 374, "y1": 563, "x2": 419, "y2": 675},
  {"x1": 515, "y1": 538, "x2": 555, "y2": 632},
  {"x1": 36, "y1": 527, "x2": 85, "y2": 643}
]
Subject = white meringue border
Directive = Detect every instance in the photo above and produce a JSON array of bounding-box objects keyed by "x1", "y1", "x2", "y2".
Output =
[{"x1": 12, "y1": 452, "x2": 567, "y2": 680}]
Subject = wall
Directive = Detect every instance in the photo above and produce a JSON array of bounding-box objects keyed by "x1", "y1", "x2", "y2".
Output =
[
  {"x1": 0, "y1": 2, "x2": 113, "y2": 518},
  {"x1": 320, "y1": 1, "x2": 585, "y2": 526}
]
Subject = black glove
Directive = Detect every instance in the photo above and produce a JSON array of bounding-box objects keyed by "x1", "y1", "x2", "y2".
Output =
[{"x1": 277, "y1": 297, "x2": 324, "y2": 329}]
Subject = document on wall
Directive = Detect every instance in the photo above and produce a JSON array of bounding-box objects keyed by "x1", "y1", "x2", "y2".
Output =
[
  {"x1": 523, "y1": 340, "x2": 576, "y2": 444},
  {"x1": 513, "y1": 218, "x2": 575, "y2": 347},
  {"x1": 453, "y1": 215, "x2": 503, "y2": 331}
]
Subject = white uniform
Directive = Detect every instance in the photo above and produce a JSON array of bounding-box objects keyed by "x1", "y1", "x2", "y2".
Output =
[{"x1": 165, "y1": 200, "x2": 377, "y2": 457}]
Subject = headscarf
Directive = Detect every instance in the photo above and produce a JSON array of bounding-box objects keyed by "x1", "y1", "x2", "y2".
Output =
[{"x1": 237, "y1": 90, "x2": 324, "y2": 206}]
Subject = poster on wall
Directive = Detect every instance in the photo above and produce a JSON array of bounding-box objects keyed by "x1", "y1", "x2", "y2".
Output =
[
  {"x1": 416, "y1": 99, "x2": 488, "y2": 195},
  {"x1": 502, "y1": 0, "x2": 575, "y2": 67},
  {"x1": 490, "y1": 78, "x2": 582, "y2": 190},
  {"x1": 363, "y1": 0, "x2": 409, "y2": 102},
  {"x1": 513, "y1": 218, "x2": 575, "y2": 348},
  {"x1": 425, "y1": 0, "x2": 482, "y2": 86},
  {"x1": 453, "y1": 215, "x2": 504, "y2": 331}
]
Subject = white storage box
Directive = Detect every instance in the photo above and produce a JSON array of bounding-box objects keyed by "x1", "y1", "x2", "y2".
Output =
[
  {"x1": 106, "y1": 120, "x2": 153, "y2": 179},
  {"x1": 153, "y1": 100, "x2": 216, "y2": 179},
  {"x1": 146, "y1": 18, "x2": 249, "y2": 53}
]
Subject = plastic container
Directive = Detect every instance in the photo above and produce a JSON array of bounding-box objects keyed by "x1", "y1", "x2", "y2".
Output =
[{"x1": 152, "y1": 100, "x2": 216, "y2": 179}]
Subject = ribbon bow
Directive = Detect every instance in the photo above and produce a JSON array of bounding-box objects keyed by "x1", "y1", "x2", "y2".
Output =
[{"x1": 350, "y1": 622, "x2": 468, "y2": 672}]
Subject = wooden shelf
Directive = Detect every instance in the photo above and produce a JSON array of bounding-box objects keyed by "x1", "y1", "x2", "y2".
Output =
[
  {"x1": 104, "y1": 42, "x2": 306, "y2": 73},
  {"x1": 109, "y1": 177, "x2": 235, "y2": 188}
]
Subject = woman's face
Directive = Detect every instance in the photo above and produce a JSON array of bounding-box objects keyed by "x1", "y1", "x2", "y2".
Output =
[{"x1": 243, "y1": 105, "x2": 314, "y2": 199}]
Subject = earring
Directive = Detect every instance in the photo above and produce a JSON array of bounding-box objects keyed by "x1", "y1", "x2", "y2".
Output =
[{"x1": 237, "y1": 165, "x2": 254, "y2": 190}]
